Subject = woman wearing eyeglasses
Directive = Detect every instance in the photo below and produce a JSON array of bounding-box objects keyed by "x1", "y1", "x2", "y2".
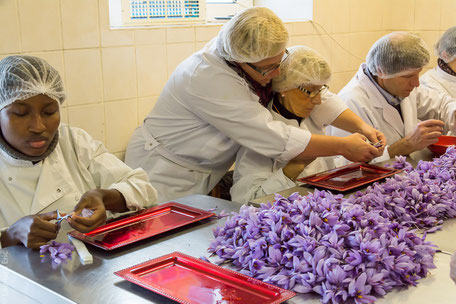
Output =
[
  {"x1": 231, "y1": 46, "x2": 386, "y2": 204},
  {"x1": 125, "y1": 7, "x2": 385, "y2": 203}
]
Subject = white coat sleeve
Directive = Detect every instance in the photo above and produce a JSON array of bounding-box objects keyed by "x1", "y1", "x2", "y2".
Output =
[
  {"x1": 186, "y1": 73, "x2": 311, "y2": 163},
  {"x1": 310, "y1": 92, "x2": 348, "y2": 128},
  {"x1": 69, "y1": 127, "x2": 158, "y2": 210},
  {"x1": 230, "y1": 147, "x2": 295, "y2": 204},
  {"x1": 415, "y1": 87, "x2": 456, "y2": 134},
  {"x1": 420, "y1": 71, "x2": 444, "y2": 93}
]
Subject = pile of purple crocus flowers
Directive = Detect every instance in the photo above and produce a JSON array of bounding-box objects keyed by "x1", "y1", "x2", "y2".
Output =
[
  {"x1": 208, "y1": 148, "x2": 456, "y2": 303},
  {"x1": 349, "y1": 149, "x2": 456, "y2": 231}
]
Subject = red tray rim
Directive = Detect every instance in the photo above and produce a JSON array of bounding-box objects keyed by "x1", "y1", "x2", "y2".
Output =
[
  {"x1": 67, "y1": 202, "x2": 215, "y2": 250},
  {"x1": 297, "y1": 162, "x2": 401, "y2": 191},
  {"x1": 114, "y1": 251, "x2": 296, "y2": 304}
]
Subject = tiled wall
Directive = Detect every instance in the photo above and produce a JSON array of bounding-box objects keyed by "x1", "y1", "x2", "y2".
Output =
[{"x1": 0, "y1": 0, "x2": 454, "y2": 158}]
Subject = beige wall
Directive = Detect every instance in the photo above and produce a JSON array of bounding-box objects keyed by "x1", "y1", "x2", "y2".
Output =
[{"x1": 0, "y1": 0, "x2": 455, "y2": 158}]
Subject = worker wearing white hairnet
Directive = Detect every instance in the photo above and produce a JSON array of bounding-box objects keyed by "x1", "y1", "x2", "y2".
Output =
[
  {"x1": 125, "y1": 8, "x2": 383, "y2": 202},
  {"x1": 421, "y1": 27, "x2": 456, "y2": 97},
  {"x1": 328, "y1": 32, "x2": 456, "y2": 162},
  {"x1": 0, "y1": 55, "x2": 157, "y2": 249},
  {"x1": 230, "y1": 46, "x2": 385, "y2": 204}
]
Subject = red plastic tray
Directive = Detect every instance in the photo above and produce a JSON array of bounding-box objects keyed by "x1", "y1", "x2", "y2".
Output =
[
  {"x1": 68, "y1": 202, "x2": 215, "y2": 250},
  {"x1": 297, "y1": 163, "x2": 401, "y2": 192},
  {"x1": 114, "y1": 252, "x2": 296, "y2": 304}
]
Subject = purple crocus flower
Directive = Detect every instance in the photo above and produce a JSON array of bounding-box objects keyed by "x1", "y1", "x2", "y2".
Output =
[
  {"x1": 207, "y1": 154, "x2": 450, "y2": 304},
  {"x1": 40, "y1": 241, "x2": 74, "y2": 265}
]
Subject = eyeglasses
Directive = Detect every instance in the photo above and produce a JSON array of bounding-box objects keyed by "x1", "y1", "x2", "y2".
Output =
[
  {"x1": 246, "y1": 49, "x2": 289, "y2": 77},
  {"x1": 298, "y1": 84, "x2": 329, "y2": 98}
]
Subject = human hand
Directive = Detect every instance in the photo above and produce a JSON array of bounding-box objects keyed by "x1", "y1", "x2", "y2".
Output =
[
  {"x1": 68, "y1": 190, "x2": 107, "y2": 233},
  {"x1": 404, "y1": 119, "x2": 444, "y2": 151},
  {"x1": 2, "y1": 211, "x2": 58, "y2": 249},
  {"x1": 367, "y1": 128, "x2": 386, "y2": 150},
  {"x1": 342, "y1": 133, "x2": 383, "y2": 162}
]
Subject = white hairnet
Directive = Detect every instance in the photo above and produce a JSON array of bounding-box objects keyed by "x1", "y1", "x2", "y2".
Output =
[
  {"x1": 272, "y1": 46, "x2": 331, "y2": 92},
  {"x1": 216, "y1": 7, "x2": 288, "y2": 63},
  {"x1": 435, "y1": 26, "x2": 456, "y2": 63},
  {"x1": 0, "y1": 55, "x2": 65, "y2": 111},
  {"x1": 366, "y1": 32, "x2": 430, "y2": 79}
]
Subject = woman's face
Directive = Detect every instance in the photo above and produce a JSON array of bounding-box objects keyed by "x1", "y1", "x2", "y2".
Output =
[
  {"x1": 240, "y1": 50, "x2": 286, "y2": 87},
  {"x1": 0, "y1": 94, "x2": 60, "y2": 156},
  {"x1": 281, "y1": 84, "x2": 323, "y2": 118}
]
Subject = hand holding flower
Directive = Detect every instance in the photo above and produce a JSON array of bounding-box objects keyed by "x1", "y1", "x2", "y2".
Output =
[
  {"x1": 68, "y1": 190, "x2": 107, "y2": 233},
  {"x1": 1, "y1": 211, "x2": 58, "y2": 249}
]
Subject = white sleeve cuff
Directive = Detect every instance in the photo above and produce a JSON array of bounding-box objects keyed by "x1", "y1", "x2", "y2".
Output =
[{"x1": 277, "y1": 127, "x2": 312, "y2": 163}]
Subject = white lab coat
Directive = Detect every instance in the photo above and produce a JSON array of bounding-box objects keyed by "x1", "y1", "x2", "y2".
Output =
[
  {"x1": 125, "y1": 39, "x2": 311, "y2": 202},
  {"x1": 230, "y1": 92, "x2": 347, "y2": 204},
  {"x1": 328, "y1": 64, "x2": 456, "y2": 162},
  {"x1": 421, "y1": 66, "x2": 456, "y2": 97},
  {"x1": 0, "y1": 124, "x2": 158, "y2": 230}
]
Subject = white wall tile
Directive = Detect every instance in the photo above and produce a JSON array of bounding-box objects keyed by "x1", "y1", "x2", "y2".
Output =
[
  {"x1": 313, "y1": 0, "x2": 350, "y2": 34},
  {"x1": 195, "y1": 42, "x2": 208, "y2": 52},
  {"x1": 349, "y1": 0, "x2": 383, "y2": 32},
  {"x1": 135, "y1": 28, "x2": 166, "y2": 45},
  {"x1": 349, "y1": 32, "x2": 386, "y2": 67},
  {"x1": 18, "y1": 0, "x2": 62, "y2": 52},
  {"x1": 60, "y1": 107, "x2": 68, "y2": 125},
  {"x1": 166, "y1": 43, "x2": 194, "y2": 76},
  {"x1": 64, "y1": 49, "x2": 103, "y2": 106},
  {"x1": 329, "y1": 71, "x2": 357, "y2": 94},
  {"x1": 0, "y1": 0, "x2": 21, "y2": 54},
  {"x1": 283, "y1": 23, "x2": 294, "y2": 37},
  {"x1": 166, "y1": 27, "x2": 195, "y2": 44},
  {"x1": 415, "y1": 31, "x2": 441, "y2": 68},
  {"x1": 101, "y1": 47, "x2": 137, "y2": 101},
  {"x1": 195, "y1": 25, "x2": 221, "y2": 42},
  {"x1": 292, "y1": 21, "x2": 319, "y2": 36},
  {"x1": 415, "y1": 0, "x2": 441, "y2": 31},
  {"x1": 105, "y1": 99, "x2": 138, "y2": 153},
  {"x1": 329, "y1": 34, "x2": 354, "y2": 73},
  {"x1": 389, "y1": 0, "x2": 415, "y2": 31},
  {"x1": 440, "y1": 0, "x2": 456, "y2": 30},
  {"x1": 311, "y1": 0, "x2": 331, "y2": 33},
  {"x1": 99, "y1": 0, "x2": 134, "y2": 47},
  {"x1": 68, "y1": 104, "x2": 105, "y2": 143},
  {"x1": 61, "y1": 0, "x2": 100, "y2": 49},
  {"x1": 136, "y1": 45, "x2": 167, "y2": 97},
  {"x1": 137, "y1": 96, "x2": 158, "y2": 124}
]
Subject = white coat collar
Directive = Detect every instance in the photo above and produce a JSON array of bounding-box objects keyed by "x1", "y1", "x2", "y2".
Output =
[
  {"x1": 0, "y1": 148, "x2": 37, "y2": 167},
  {"x1": 267, "y1": 101, "x2": 301, "y2": 128},
  {"x1": 435, "y1": 65, "x2": 456, "y2": 82},
  {"x1": 357, "y1": 64, "x2": 405, "y2": 137}
]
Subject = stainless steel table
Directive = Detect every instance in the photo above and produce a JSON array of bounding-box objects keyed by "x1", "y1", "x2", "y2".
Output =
[
  {"x1": 0, "y1": 195, "x2": 240, "y2": 304},
  {"x1": 1, "y1": 154, "x2": 455, "y2": 304}
]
